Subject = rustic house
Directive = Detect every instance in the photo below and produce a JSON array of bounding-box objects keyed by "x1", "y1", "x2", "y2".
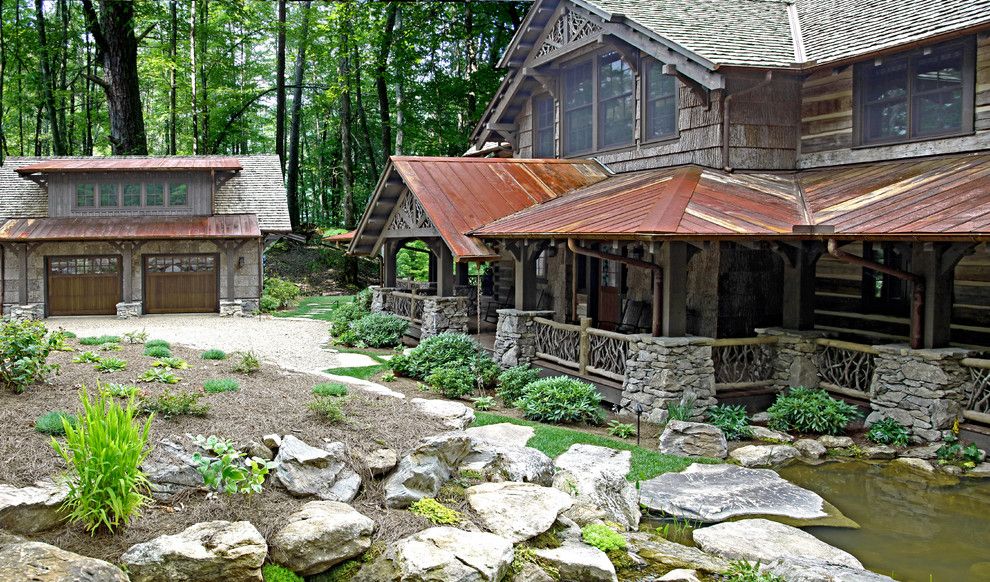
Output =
[
  {"x1": 349, "y1": 0, "x2": 990, "y2": 442},
  {"x1": 0, "y1": 156, "x2": 290, "y2": 318}
]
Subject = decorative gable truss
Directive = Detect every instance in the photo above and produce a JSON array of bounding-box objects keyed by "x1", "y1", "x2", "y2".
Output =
[
  {"x1": 383, "y1": 192, "x2": 437, "y2": 239},
  {"x1": 536, "y1": 9, "x2": 603, "y2": 59}
]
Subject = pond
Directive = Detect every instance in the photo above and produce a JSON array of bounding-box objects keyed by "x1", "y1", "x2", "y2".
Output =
[{"x1": 778, "y1": 461, "x2": 990, "y2": 582}]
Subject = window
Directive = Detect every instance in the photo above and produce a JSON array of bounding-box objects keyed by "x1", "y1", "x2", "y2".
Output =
[
  {"x1": 861, "y1": 242, "x2": 908, "y2": 314},
  {"x1": 533, "y1": 94, "x2": 555, "y2": 158},
  {"x1": 145, "y1": 183, "x2": 165, "y2": 206},
  {"x1": 535, "y1": 249, "x2": 548, "y2": 280},
  {"x1": 169, "y1": 183, "x2": 189, "y2": 206},
  {"x1": 598, "y1": 52, "x2": 634, "y2": 148},
  {"x1": 856, "y1": 40, "x2": 974, "y2": 145},
  {"x1": 146, "y1": 255, "x2": 215, "y2": 273},
  {"x1": 562, "y1": 61, "x2": 593, "y2": 155},
  {"x1": 75, "y1": 184, "x2": 95, "y2": 207},
  {"x1": 98, "y1": 184, "x2": 119, "y2": 207},
  {"x1": 645, "y1": 60, "x2": 678, "y2": 140},
  {"x1": 123, "y1": 184, "x2": 142, "y2": 207}
]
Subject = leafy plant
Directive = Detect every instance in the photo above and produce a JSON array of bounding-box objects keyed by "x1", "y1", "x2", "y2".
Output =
[
  {"x1": 581, "y1": 524, "x2": 626, "y2": 553},
  {"x1": 497, "y1": 364, "x2": 541, "y2": 404},
  {"x1": 35, "y1": 411, "x2": 78, "y2": 436},
  {"x1": 722, "y1": 560, "x2": 785, "y2": 582},
  {"x1": 313, "y1": 382, "x2": 349, "y2": 397},
  {"x1": 653, "y1": 517, "x2": 699, "y2": 545},
  {"x1": 707, "y1": 404, "x2": 753, "y2": 440},
  {"x1": 141, "y1": 389, "x2": 208, "y2": 418},
  {"x1": 472, "y1": 395, "x2": 495, "y2": 411},
  {"x1": 1, "y1": 319, "x2": 64, "y2": 393},
  {"x1": 190, "y1": 435, "x2": 275, "y2": 495},
  {"x1": 100, "y1": 382, "x2": 139, "y2": 398},
  {"x1": 122, "y1": 329, "x2": 149, "y2": 344},
  {"x1": 767, "y1": 387, "x2": 862, "y2": 435},
  {"x1": 936, "y1": 432, "x2": 983, "y2": 468},
  {"x1": 381, "y1": 371, "x2": 396, "y2": 382},
  {"x1": 517, "y1": 376, "x2": 605, "y2": 425},
  {"x1": 144, "y1": 339, "x2": 170, "y2": 349},
  {"x1": 94, "y1": 357, "x2": 127, "y2": 373},
  {"x1": 309, "y1": 394, "x2": 345, "y2": 422},
  {"x1": 607, "y1": 420, "x2": 635, "y2": 439},
  {"x1": 426, "y1": 365, "x2": 477, "y2": 398},
  {"x1": 262, "y1": 564, "x2": 303, "y2": 582},
  {"x1": 261, "y1": 276, "x2": 302, "y2": 311},
  {"x1": 329, "y1": 302, "x2": 370, "y2": 338},
  {"x1": 665, "y1": 395, "x2": 696, "y2": 424},
  {"x1": 345, "y1": 312, "x2": 409, "y2": 348},
  {"x1": 51, "y1": 389, "x2": 153, "y2": 534},
  {"x1": 867, "y1": 417, "x2": 910, "y2": 447},
  {"x1": 409, "y1": 498, "x2": 461, "y2": 525},
  {"x1": 73, "y1": 351, "x2": 102, "y2": 364},
  {"x1": 98, "y1": 342, "x2": 123, "y2": 352},
  {"x1": 152, "y1": 357, "x2": 189, "y2": 370},
  {"x1": 233, "y1": 352, "x2": 261, "y2": 374},
  {"x1": 259, "y1": 295, "x2": 280, "y2": 312},
  {"x1": 143, "y1": 345, "x2": 172, "y2": 358},
  {"x1": 138, "y1": 368, "x2": 181, "y2": 384},
  {"x1": 355, "y1": 287, "x2": 374, "y2": 311},
  {"x1": 389, "y1": 333, "x2": 494, "y2": 384},
  {"x1": 78, "y1": 335, "x2": 120, "y2": 346},
  {"x1": 201, "y1": 349, "x2": 228, "y2": 360},
  {"x1": 203, "y1": 378, "x2": 240, "y2": 394}
]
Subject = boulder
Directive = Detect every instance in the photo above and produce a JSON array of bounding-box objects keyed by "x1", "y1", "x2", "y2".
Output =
[
  {"x1": 0, "y1": 533, "x2": 128, "y2": 581},
  {"x1": 466, "y1": 423, "x2": 534, "y2": 448},
  {"x1": 0, "y1": 482, "x2": 68, "y2": 534},
  {"x1": 462, "y1": 440, "x2": 554, "y2": 485},
  {"x1": 143, "y1": 439, "x2": 206, "y2": 499},
  {"x1": 890, "y1": 457, "x2": 936, "y2": 474},
  {"x1": 411, "y1": 398, "x2": 475, "y2": 429},
  {"x1": 239, "y1": 440, "x2": 274, "y2": 461},
  {"x1": 729, "y1": 444, "x2": 800, "y2": 467},
  {"x1": 751, "y1": 412, "x2": 770, "y2": 423},
  {"x1": 121, "y1": 520, "x2": 267, "y2": 582},
  {"x1": 969, "y1": 462, "x2": 990, "y2": 478},
  {"x1": 262, "y1": 433, "x2": 282, "y2": 450},
  {"x1": 750, "y1": 426, "x2": 795, "y2": 443},
  {"x1": 818, "y1": 435, "x2": 855, "y2": 449},
  {"x1": 903, "y1": 443, "x2": 942, "y2": 460},
  {"x1": 639, "y1": 463, "x2": 829, "y2": 523},
  {"x1": 532, "y1": 544, "x2": 617, "y2": 582},
  {"x1": 363, "y1": 448, "x2": 398, "y2": 477},
  {"x1": 354, "y1": 526, "x2": 513, "y2": 581},
  {"x1": 270, "y1": 501, "x2": 375, "y2": 576},
  {"x1": 552, "y1": 444, "x2": 641, "y2": 530},
  {"x1": 625, "y1": 532, "x2": 731, "y2": 574},
  {"x1": 794, "y1": 439, "x2": 827, "y2": 460},
  {"x1": 692, "y1": 519, "x2": 863, "y2": 569},
  {"x1": 765, "y1": 556, "x2": 896, "y2": 581},
  {"x1": 860, "y1": 445, "x2": 898, "y2": 460},
  {"x1": 274, "y1": 435, "x2": 361, "y2": 502},
  {"x1": 465, "y1": 482, "x2": 573, "y2": 542},
  {"x1": 511, "y1": 560, "x2": 555, "y2": 582},
  {"x1": 384, "y1": 432, "x2": 475, "y2": 508},
  {"x1": 658, "y1": 421, "x2": 728, "y2": 458},
  {"x1": 658, "y1": 569, "x2": 703, "y2": 582}
]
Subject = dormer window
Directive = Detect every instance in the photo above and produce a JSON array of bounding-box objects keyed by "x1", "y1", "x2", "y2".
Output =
[
  {"x1": 75, "y1": 184, "x2": 95, "y2": 207},
  {"x1": 644, "y1": 60, "x2": 678, "y2": 141},
  {"x1": 145, "y1": 184, "x2": 165, "y2": 207},
  {"x1": 598, "y1": 52, "x2": 634, "y2": 149}
]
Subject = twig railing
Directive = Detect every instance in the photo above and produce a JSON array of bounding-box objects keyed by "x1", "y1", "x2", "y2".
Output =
[
  {"x1": 961, "y1": 357, "x2": 990, "y2": 425},
  {"x1": 815, "y1": 338, "x2": 877, "y2": 399},
  {"x1": 712, "y1": 336, "x2": 778, "y2": 391},
  {"x1": 391, "y1": 290, "x2": 424, "y2": 324},
  {"x1": 533, "y1": 316, "x2": 631, "y2": 382}
]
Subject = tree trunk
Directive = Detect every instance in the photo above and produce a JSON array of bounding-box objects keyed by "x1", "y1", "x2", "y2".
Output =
[
  {"x1": 57, "y1": 0, "x2": 68, "y2": 150},
  {"x1": 275, "y1": 0, "x2": 286, "y2": 170},
  {"x1": 353, "y1": 43, "x2": 379, "y2": 178},
  {"x1": 394, "y1": 4, "x2": 404, "y2": 155},
  {"x1": 168, "y1": 0, "x2": 177, "y2": 154},
  {"x1": 285, "y1": 0, "x2": 312, "y2": 231},
  {"x1": 376, "y1": 2, "x2": 397, "y2": 162},
  {"x1": 189, "y1": 0, "x2": 198, "y2": 153},
  {"x1": 35, "y1": 0, "x2": 65, "y2": 155},
  {"x1": 0, "y1": 0, "x2": 6, "y2": 161},
  {"x1": 199, "y1": 0, "x2": 209, "y2": 152},
  {"x1": 15, "y1": 0, "x2": 23, "y2": 155},
  {"x1": 340, "y1": 29, "x2": 354, "y2": 229}
]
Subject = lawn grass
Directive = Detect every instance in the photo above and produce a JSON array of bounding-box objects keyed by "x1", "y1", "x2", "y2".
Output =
[
  {"x1": 273, "y1": 295, "x2": 355, "y2": 321},
  {"x1": 473, "y1": 412, "x2": 716, "y2": 482},
  {"x1": 323, "y1": 363, "x2": 389, "y2": 380}
]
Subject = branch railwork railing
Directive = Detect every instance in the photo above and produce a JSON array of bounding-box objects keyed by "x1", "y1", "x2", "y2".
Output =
[
  {"x1": 712, "y1": 336, "x2": 778, "y2": 390},
  {"x1": 961, "y1": 357, "x2": 990, "y2": 425},
  {"x1": 391, "y1": 290, "x2": 424, "y2": 324},
  {"x1": 533, "y1": 316, "x2": 630, "y2": 382},
  {"x1": 815, "y1": 338, "x2": 877, "y2": 399}
]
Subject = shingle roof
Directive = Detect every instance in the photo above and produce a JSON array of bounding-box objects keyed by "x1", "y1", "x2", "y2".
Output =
[{"x1": 0, "y1": 155, "x2": 289, "y2": 232}]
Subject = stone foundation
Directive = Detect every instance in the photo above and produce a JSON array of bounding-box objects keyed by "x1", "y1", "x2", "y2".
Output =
[
  {"x1": 454, "y1": 285, "x2": 480, "y2": 323},
  {"x1": 4, "y1": 303, "x2": 44, "y2": 320},
  {"x1": 756, "y1": 327, "x2": 825, "y2": 391},
  {"x1": 493, "y1": 309, "x2": 553, "y2": 368},
  {"x1": 620, "y1": 336, "x2": 717, "y2": 424},
  {"x1": 370, "y1": 286, "x2": 395, "y2": 313},
  {"x1": 219, "y1": 300, "x2": 245, "y2": 317},
  {"x1": 868, "y1": 344, "x2": 972, "y2": 443},
  {"x1": 240, "y1": 298, "x2": 260, "y2": 313},
  {"x1": 116, "y1": 302, "x2": 143, "y2": 319},
  {"x1": 420, "y1": 296, "x2": 468, "y2": 339}
]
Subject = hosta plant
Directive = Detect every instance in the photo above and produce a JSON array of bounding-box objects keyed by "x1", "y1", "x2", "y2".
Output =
[
  {"x1": 152, "y1": 357, "x2": 189, "y2": 370},
  {"x1": 98, "y1": 342, "x2": 123, "y2": 352},
  {"x1": 190, "y1": 435, "x2": 275, "y2": 495},
  {"x1": 866, "y1": 417, "x2": 910, "y2": 447},
  {"x1": 73, "y1": 351, "x2": 102, "y2": 364},
  {"x1": 94, "y1": 357, "x2": 127, "y2": 373},
  {"x1": 706, "y1": 404, "x2": 753, "y2": 441},
  {"x1": 607, "y1": 420, "x2": 635, "y2": 439},
  {"x1": 767, "y1": 386, "x2": 862, "y2": 435},
  {"x1": 138, "y1": 368, "x2": 181, "y2": 384},
  {"x1": 122, "y1": 329, "x2": 149, "y2": 344},
  {"x1": 100, "y1": 382, "x2": 140, "y2": 398}
]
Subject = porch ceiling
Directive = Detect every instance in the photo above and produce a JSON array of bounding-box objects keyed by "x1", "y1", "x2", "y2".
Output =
[{"x1": 0, "y1": 214, "x2": 261, "y2": 241}]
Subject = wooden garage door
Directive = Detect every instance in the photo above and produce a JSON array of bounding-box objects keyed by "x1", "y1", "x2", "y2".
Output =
[
  {"x1": 144, "y1": 254, "x2": 219, "y2": 314},
  {"x1": 47, "y1": 256, "x2": 122, "y2": 316}
]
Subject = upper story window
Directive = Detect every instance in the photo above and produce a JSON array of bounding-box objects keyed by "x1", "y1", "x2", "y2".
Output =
[
  {"x1": 123, "y1": 183, "x2": 142, "y2": 207},
  {"x1": 855, "y1": 39, "x2": 974, "y2": 146},
  {"x1": 598, "y1": 52, "x2": 634, "y2": 149},
  {"x1": 169, "y1": 183, "x2": 189, "y2": 206},
  {"x1": 75, "y1": 184, "x2": 95, "y2": 207},
  {"x1": 145, "y1": 183, "x2": 165, "y2": 207},
  {"x1": 534, "y1": 94, "x2": 555, "y2": 158},
  {"x1": 563, "y1": 61, "x2": 594, "y2": 155},
  {"x1": 99, "y1": 184, "x2": 119, "y2": 208},
  {"x1": 644, "y1": 60, "x2": 678, "y2": 141}
]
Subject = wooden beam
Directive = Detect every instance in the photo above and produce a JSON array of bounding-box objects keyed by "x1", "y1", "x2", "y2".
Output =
[
  {"x1": 382, "y1": 239, "x2": 399, "y2": 288},
  {"x1": 662, "y1": 241, "x2": 687, "y2": 336},
  {"x1": 913, "y1": 242, "x2": 976, "y2": 348},
  {"x1": 436, "y1": 244, "x2": 455, "y2": 297},
  {"x1": 780, "y1": 242, "x2": 824, "y2": 330}
]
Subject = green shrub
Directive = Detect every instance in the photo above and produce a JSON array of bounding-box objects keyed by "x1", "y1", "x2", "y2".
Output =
[
  {"x1": 581, "y1": 524, "x2": 626, "y2": 553},
  {"x1": 723, "y1": 560, "x2": 785, "y2": 582},
  {"x1": 138, "y1": 368, "x2": 181, "y2": 384},
  {"x1": 665, "y1": 396, "x2": 696, "y2": 424},
  {"x1": 263, "y1": 564, "x2": 303, "y2": 582},
  {"x1": 497, "y1": 365, "x2": 541, "y2": 404},
  {"x1": 72, "y1": 351, "x2": 102, "y2": 364},
  {"x1": 143, "y1": 345, "x2": 173, "y2": 358},
  {"x1": 329, "y1": 302, "x2": 369, "y2": 338},
  {"x1": 309, "y1": 394, "x2": 345, "y2": 422},
  {"x1": 204, "y1": 378, "x2": 240, "y2": 394},
  {"x1": 517, "y1": 376, "x2": 605, "y2": 425},
  {"x1": 409, "y1": 498, "x2": 461, "y2": 525},
  {"x1": 707, "y1": 404, "x2": 753, "y2": 441},
  {"x1": 346, "y1": 313, "x2": 409, "y2": 348},
  {"x1": 426, "y1": 365, "x2": 477, "y2": 399},
  {"x1": 98, "y1": 342, "x2": 123, "y2": 352},
  {"x1": 1, "y1": 319, "x2": 64, "y2": 393},
  {"x1": 94, "y1": 357, "x2": 127, "y2": 373},
  {"x1": 233, "y1": 352, "x2": 261, "y2": 374},
  {"x1": 122, "y1": 329, "x2": 148, "y2": 344},
  {"x1": 201, "y1": 349, "x2": 227, "y2": 360},
  {"x1": 190, "y1": 435, "x2": 275, "y2": 495},
  {"x1": 261, "y1": 276, "x2": 301, "y2": 311},
  {"x1": 51, "y1": 389, "x2": 153, "y2": 534},
  {"x1": 144, "y1": 339, "x2": 170, "y2": 349},
  {"x1": 867, "y1": 417, "x2": 910, "y2": 447},
  {"x1": 936, "y1": 432, "x2": 983, "y2": 468},
  {"x1": 141, "y1": 389, "x2": 209, "y2": 418},
  {"x1": 313, "y1": 382, "x2": 349, "y2": 397},
  {"x1": 767, "y1": 386, "x2": 862, "y2": 435},
  {"x1": 62, "y1": 331, "x2": 77, "y2": 339},
  {"x1": 354, "y1": 287, "x2": 373, "y2": 311},
  {"x1": 78, "y1": 335, "x2": 120, "y2": 346},
  {"x1": 35, "y1": 411, "x2": 78, "y2": 436},
  {"x1": 390, "y1": 332, "x2": 493, "y2": 382},
  {"x1": 607, "y1": 420, "x2": 635, "y2": 439},
  {"x1": 259, "y1": 295, "x2": 281, "y2": 313},
  {"x1": 381, "y1": 371, "x2": 396, "y2": 382},
  {"x1": 100, "y1": 382, "x2": 139, "y2": 398},
  {"x1": 472, "y1": 396, "x2": 495, "y2": 411}
]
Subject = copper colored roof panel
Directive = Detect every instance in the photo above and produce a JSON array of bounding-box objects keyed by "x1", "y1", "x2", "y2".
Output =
[
  {"x1": 0, "y1": 214, "x2": 260, "y2": 241},
  {"x1": 15, "y1": 157, "x2": 242, "y2": 174},
  {"x1": 325, "y1": 229, "x2": 356, "y2": 242}
]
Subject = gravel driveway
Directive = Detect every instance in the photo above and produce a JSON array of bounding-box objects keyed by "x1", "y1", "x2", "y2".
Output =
[{"x1": 45, "y1": 314, "x2": 378, "y2": 374}]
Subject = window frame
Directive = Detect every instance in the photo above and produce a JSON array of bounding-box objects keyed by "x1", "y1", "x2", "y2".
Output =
[
  {"x1": 561, "y1": 59, "x2": 595, "y2": 156},
  {"x1": 533, "y1": 93, "x2": 556, "y2": 158},
  {"x1": 853, "y1": 38, "x2": 975, "y2": 147},
  {"x1": 73, "y1": 183, "x2": 96, "y2": 209},
  {"x1": 642, "y1": 58, "x2": 679, "y2": 143},
  {"x1": 596, "y1": 51, "x2": 636, "y2": 150}
]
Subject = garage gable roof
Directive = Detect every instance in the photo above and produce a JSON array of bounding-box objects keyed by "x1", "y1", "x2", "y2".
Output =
[{"x1": 0, "y1": 214, "x2": 261, "y2": 242}]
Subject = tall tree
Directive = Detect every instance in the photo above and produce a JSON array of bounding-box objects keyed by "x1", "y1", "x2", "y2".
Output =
[
  {"x1": 275, "y1": 0, "x2": 286, "y2": 169},
  {"x1": 340, "y1": 24, "x2": 354, "y2": 229},
  {"x1": 376, "y1": 1, "x2": 397, "y2": 160},
  {"x1": 189, "y1": 0, "x2": 198, "y2": 153},
  {"x1": 0, "y1": 0, "x2": 6, "y2": 159},
  {"x1": 35, "y1": 0, "x2": 65, "y2": 154},
  {"x1": 285, "y1": 0, "x2": 312, "y2": 230},
  {"x1": 167, "y1": 0, "x2": 177, "y2": 154},
  {"x1": 394, "y1": 3, "x2": 404, "y2": 156}
]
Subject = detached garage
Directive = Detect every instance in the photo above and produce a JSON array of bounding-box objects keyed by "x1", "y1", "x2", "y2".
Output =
[
  {"x1": 46, "y1": 256, "x2": 122, "y2": 316},
  {"x1": 144, "y1": 254, "x2": 219, "y2": 314}
]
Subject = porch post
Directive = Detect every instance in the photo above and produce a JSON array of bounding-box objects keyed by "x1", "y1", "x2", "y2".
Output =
[
  {"x1": 911, "y1": 243, "x2": 974, "y2": 349},
  {"x1": 456, "y1": 261, "x2": 470, "y2": 286},
  {"x1": 121, "y1": 242, "x2": 134, "y2": 301},
  {"x1": 18, "y1": 243, "x2": 29, "y2": 304},
  {"x1": 382, "y1": 239, "x2": 399, "y2": 287},
  {"x1": 512, "y1": 242, "x2": 538, "y2": 310},
  {"x1": 781, "y1": 242, "x2": 823, "y2": 330},
  {"x1": 436, "y1": 243, "x2": 455, "y2": 297},
  {"x1": 662, "y1": 241, "x2": 687, "y2": 336}
]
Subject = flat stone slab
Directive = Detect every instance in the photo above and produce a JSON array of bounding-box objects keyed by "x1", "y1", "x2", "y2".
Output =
[
  {"x1": 465, "y1": 423, "x2": 534, "y2": 448},
  {"x1": 411, "y1": 398, "x2": 475, "y2": 429},
  {"x1": 694, "y1": 518, "x2": 863, "y2": 570},
  {"x1": 639, "y1": 464, "x2": 856, "y2": 527}
]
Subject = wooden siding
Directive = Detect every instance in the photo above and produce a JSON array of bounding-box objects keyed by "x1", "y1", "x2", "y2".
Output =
[{"x1": 47, "y1": 171, "x2": 213, "y2": 217}]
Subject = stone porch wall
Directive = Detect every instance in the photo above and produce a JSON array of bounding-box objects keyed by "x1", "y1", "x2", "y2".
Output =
[
  {"x1": 420, "y1": 296, "x2": 468, "y2": 340},
  {"x1": 620, "y1": 336, "x2": 717, "y2": 424}
]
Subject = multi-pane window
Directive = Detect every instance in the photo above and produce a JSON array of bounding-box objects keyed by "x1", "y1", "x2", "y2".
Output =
[
  {"x1": 146, "y1": 255, "x2": 216, "y2": 273},
  {"x1": 145, "y1": 184, "x2": 165, "y2": 206},
  {"x1": 644, "y1": 60, "x2": 677, "y2": 141},
  {"x1": 169, "y1": 183, "x2": 189, "y2": 206},
  {"x1": 563, "y1": 61, "x2": 593, "y2": 155},
  {"x1": 533, "y1": 94, "x2": 555, "y2": 158},
  {"x1": 123, "y1": 184, "x2": 142, "y2": 207},
  {"x1": 857, "y1": 40, "x2": 973, "y2": 145},
  {"x1": 75, "y1": 184, "x2": 95, "y2": 207},
  {"x1": 49, "y1": 256, "x2": 119, "y2": 275},
  {"x1": 99, "y1": 184, "x2": 119, "y2": 207},
  {"x1": 598, "y1": 52, "x2": 634, "y2": 148}
]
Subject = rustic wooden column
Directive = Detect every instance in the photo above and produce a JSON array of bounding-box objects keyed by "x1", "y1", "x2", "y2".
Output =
[
  {"x1": 121, "y1": 243, "x2": 134, "y2": 302},
  {"x1": 18, "y1": 243, "x2": 30, "y2": 304},
  {"x1": 662, "y1": 241, "x2": 687, "y2": 336},
  {"x1": 456, "y1": 261, "x2": 470, "y2": 285},
  {"x1": 436, "y1": 243, "x2": 455, "y2": 297},
  {"x1": 912, "y1": 242, "x2": 974, "y2": 349},
  {"x1": 382, "y1": 239, "x2": 399, "y2": 287},
  {"x1": 512, "y1": 242, "x2": 539, "y2": 310},
  {"x1": 780, "y1": 242, "x2": 823, "y2": 331}
]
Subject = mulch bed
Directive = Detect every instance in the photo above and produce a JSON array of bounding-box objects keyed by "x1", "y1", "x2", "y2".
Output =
[{"x1": 0, "y1": 338, "x2": 448, "y2": 562}]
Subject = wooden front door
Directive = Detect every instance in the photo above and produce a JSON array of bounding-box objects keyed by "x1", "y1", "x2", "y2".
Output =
[
  {"x1": 46, "y1": 256, "x2": 122, "y2": 316},
  {"x1": 597, "y1": 259, "x2": 620, "y2": 330},
  {"x1": 144, "y1": 254, "x2": 219, "y2": 314}
]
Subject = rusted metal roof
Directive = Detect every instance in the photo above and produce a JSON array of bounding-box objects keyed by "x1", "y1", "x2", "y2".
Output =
[
  {"x1": 0, "y1": 214, "x2": 260, "y2": 241},
  {"x1": 349, "y1": 156, "x2": 610, "y2": 260},
  {"x1": 325, "y1": 230, "x2": 356, "y2": 243},
  {"x1": 15, "y1": 157, "x2": 242, "y2": 174}
]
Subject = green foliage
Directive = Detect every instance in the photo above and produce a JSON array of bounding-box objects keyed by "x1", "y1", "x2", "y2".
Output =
[
  {"x1": 309, "y1": 395, "x2": 346, "y2": 422},
  {"x1": 325, "y1": 363, "x2": 389, "y2": 381},
  {"x1": 73, "y1": 351, "x2": 102, "y2": 364},
  {"x1": 141, "y1": 389, "x2": 209, "y2": 418},
  {"x1": 1, "y1": 319, "x2": 64, "y2": 393},
  {"x1": 767, "y1": 387, "x2": 862, "y2": 435},
  {"x1": 144, "y1": 339, "x2": 170, "y2": 349},
  {"x1": 381, "y1": 371, "x2": 396, "y2": 382},
  {"x1": 262, "y1": 564, "x2": 304, "y2": 582},
  {"x1": 143, "y1": 345, "x2": 173, "y2": 358},
  {"x1": 389, "y1": 333, "x2": 493, "y2": 383},
  {"x1": 100, "y1": 382, "x2": 139, "y2": 398},
  {"x1": 36, "y1": 411, "x2": 78, "y2": 436},
  {"x1": 259, "y1": 295, "x2": 280, "y2": 312},
  {"x1": 867, "y1": 418, "x2": 910, "y2": 447},
  {"x1": 152, "y1": 357, "x2": 189, "y2": 370},
  {"x1": 936, "y1": 432, "x2": 984, "y2": 468},
  {"x1": 138, "y1": 368, "x2": 181, "y2": 384},
  {"x1": 313, "y1": 382, "x2": 349, "y2": 397},
  {"x1": 51, "y1": 389, "x2": 153, "y2": 534},
  {"x1": 79, "y1": 335, "x2": 121, "y2": 346},
  {"x1": 581, "y1": 524, "x2": 626, "y2": 553},
  {"x1": 707, "y1": 404, "x2": 753, "y2": 441},
  {"x1": 472, "y1": 395, "x2": 495, "y2": 411},
  {"x1": 330, "y1": 302, "x2": 371, "y2": 338},
  {"x1": 345, "y1": 313, "x2": 409, "y2": 348},
  {"x1": 396, "y1": 241, "x2": 431, "y2": 281},
  {"x1": 261, "y1": 277, "x2": 302, "y2": 312},
  {"x1": 122, "y1": 329, "x2": 149, "y2": 344},
  {"x1": 497, "y1": 365, "x2": 541, "y2": 404},
  {"x1": 653, "y1": 517, "x2": 699, "y2": 545},
  {"x1": 409, "y1": 498, "x2": 461, "y2": 525},
  {"x1": 98, "y1": 342, "x2": 123, "y2": 352},
  {"x1": 426, "y1": 365, "x2": 477, "y2": 398},
  {"x1": 204, "y1": 378, "x2": 240, "y2": 394},
  {"x1": 722, "y1": 560, "x2": 785, "y2": 582},
  {"x1": 607, "y1": 420, "x2": 635, "y2": 439},
  {"x1": 201, "y1": 349, "x2": 228, "y2": 360},
  {"x1": 355, "y1": 288, "x2": 374, "y2": 311},
  {"x1": 517, "y1": 376, "x2": 605, "y2": 425},
  {"x1": 94, "y1": 357, "x2": 127, "y2": 373},
  {"x1": 665, "y1": 396, "x2": 696, "y2": 424},
  {"x1": 190, "y1": 435, "x2": 275, "y2": 495},
  {"x1": 233, "y1": 352, "x2": 261, "y2": 374}
]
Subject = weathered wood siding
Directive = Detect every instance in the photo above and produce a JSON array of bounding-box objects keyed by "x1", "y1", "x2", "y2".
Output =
[{"x1": 47, "y1": 171, "x2": 212, "y2": 217}]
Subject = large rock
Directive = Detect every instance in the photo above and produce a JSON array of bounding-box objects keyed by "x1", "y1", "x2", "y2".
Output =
[
  {"x1": 363, "y1": 448, "x2": 399, "y2": 477},
  {"x1": 0, "y1": 481, "x2": 68, "y2": 534},
  {"x1": 121, "y1": 520, "x2": 267, "y2": 582},
  {"x1": 818, "y1": 435, "x2": 855, "y2": 449},
  {"x1": 532, "y1": 544, "x2": 617, "y2": 582},
  {"x1": 385, "y1": 432, "x2": 475, "y2": 508},
  {"x1": 765, "y1": 556, "x2": 896, "y2": 582},
  {"x1": 411, "y1": 398, "x2": 475, "y2": 429},
  {"x1": 693, "y1": 519, "x2": 863, "y2": 569},
  {"x1": 274, "y1": 435, "x2": 361, "y2": 502},
  {"x1": 0, "y1": 533, "x2": 128, "y2": 581},
  {"x1": 658, "y1": 569, "x2": 702, "y2": 582},
  {"x1": 658, "y1": 421, "x2": 728, "y2": 459},
  {"x1": 465, "y1": 482, "x2": 573, "y2": 542},
  {"x1": 729, "y1": 444, "x2": 800, "y2": 467},
  {"x1": 794, "y1": 439, "x2": 827, "y2": 460},
  {"x1": 750, "y1": 426, "x2": 795, "y2": 443},
  {"x1": 143, "y1": 439, "x2": 206, "y2": 499},
  {"x1": 466, "y1": 423, "x2": 534, "y2": 448},
  {"x1": 552, "y1": 444, "x2": 640, "y2": 530},
  {"x1": 270, "y1": 501, "x2": 375, "y2": 576},
  {"x1": 625, "y1": 532, "x2": 731, "y2": 574},
  {"x1": 462, "y1": 440, "x2": 554, "y2": 485},
  {"x1": 354, "y1": 526, "x2": 513, "y2": 581},
  {"x1": 639, "y1": 463, "x2": 830, "y2": 523}
]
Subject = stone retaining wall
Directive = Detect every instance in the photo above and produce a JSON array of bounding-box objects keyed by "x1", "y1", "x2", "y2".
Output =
[
  {"x1": 420, "y1": 297, "x2": 468, "y2": 340},
  {"x1": 620, "y1": 336, "x2": 717, "y2": 424},
  {"x1": 370, "y1": 286, "x2": 395, "y2": 313},
  {"x1": 493, "y1": 309, "x2": 553, "y2": 368}
]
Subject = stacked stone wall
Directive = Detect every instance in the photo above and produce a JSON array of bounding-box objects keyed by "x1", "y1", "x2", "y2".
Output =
[
  {"x1": 420, "y1": 297, "x2": 468, "y2": 340},
  {"x1": 492, "y1": 310, "x2": 553, "y2": 368},
  {"x1": 756, "y1": 327, "x2": 823, "y2": 391},
  {"x1": 620, "y1": 336, "x2": 716, "y2": 424}
]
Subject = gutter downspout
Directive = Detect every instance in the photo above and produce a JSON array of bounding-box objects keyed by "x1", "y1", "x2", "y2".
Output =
[
  {"x1": 826, "y1": 239, "x2": 924, "y2": 349},
  {"x1": 722, "y1": 71, "x2": 773, "y2": 172},
  {"x1": 567, "y1": 239, "x2": 663, "y2": 337}
]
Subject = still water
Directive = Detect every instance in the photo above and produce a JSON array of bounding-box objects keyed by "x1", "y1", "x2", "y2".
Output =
[{"x1": 777, "y1": 461, "x2": 990, "y2": 582}]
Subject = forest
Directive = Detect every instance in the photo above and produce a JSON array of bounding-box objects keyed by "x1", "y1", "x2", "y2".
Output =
[{"x1": 0, "y1": 0, "x2": 527, "y2": 232}]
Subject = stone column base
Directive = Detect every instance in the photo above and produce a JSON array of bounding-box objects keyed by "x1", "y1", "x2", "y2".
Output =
[
  {"x1": 756, "y1": 327, "x2": 826, "y2": 391},
  {"x1": 6, "y1": 304, "x2": 44, "y2": 320},
  {"x1": 219, "y1": 300, "x2": 245, "y2": 317},
  {"x1": 493, "y1": 309, "x2": 554, "y2": 368},
  {"x1": 620, "y1": 336, "x2": 716, "y2": 424},
  {"x1": 371, "y1": 286, "x2": 396, "y2": 313},
  {"x1": 420, "y1": 296, "x2": 468, "y2": 339},
  {"x1": 116, "y1": 302, "x2": 143, "y2": 319}
]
